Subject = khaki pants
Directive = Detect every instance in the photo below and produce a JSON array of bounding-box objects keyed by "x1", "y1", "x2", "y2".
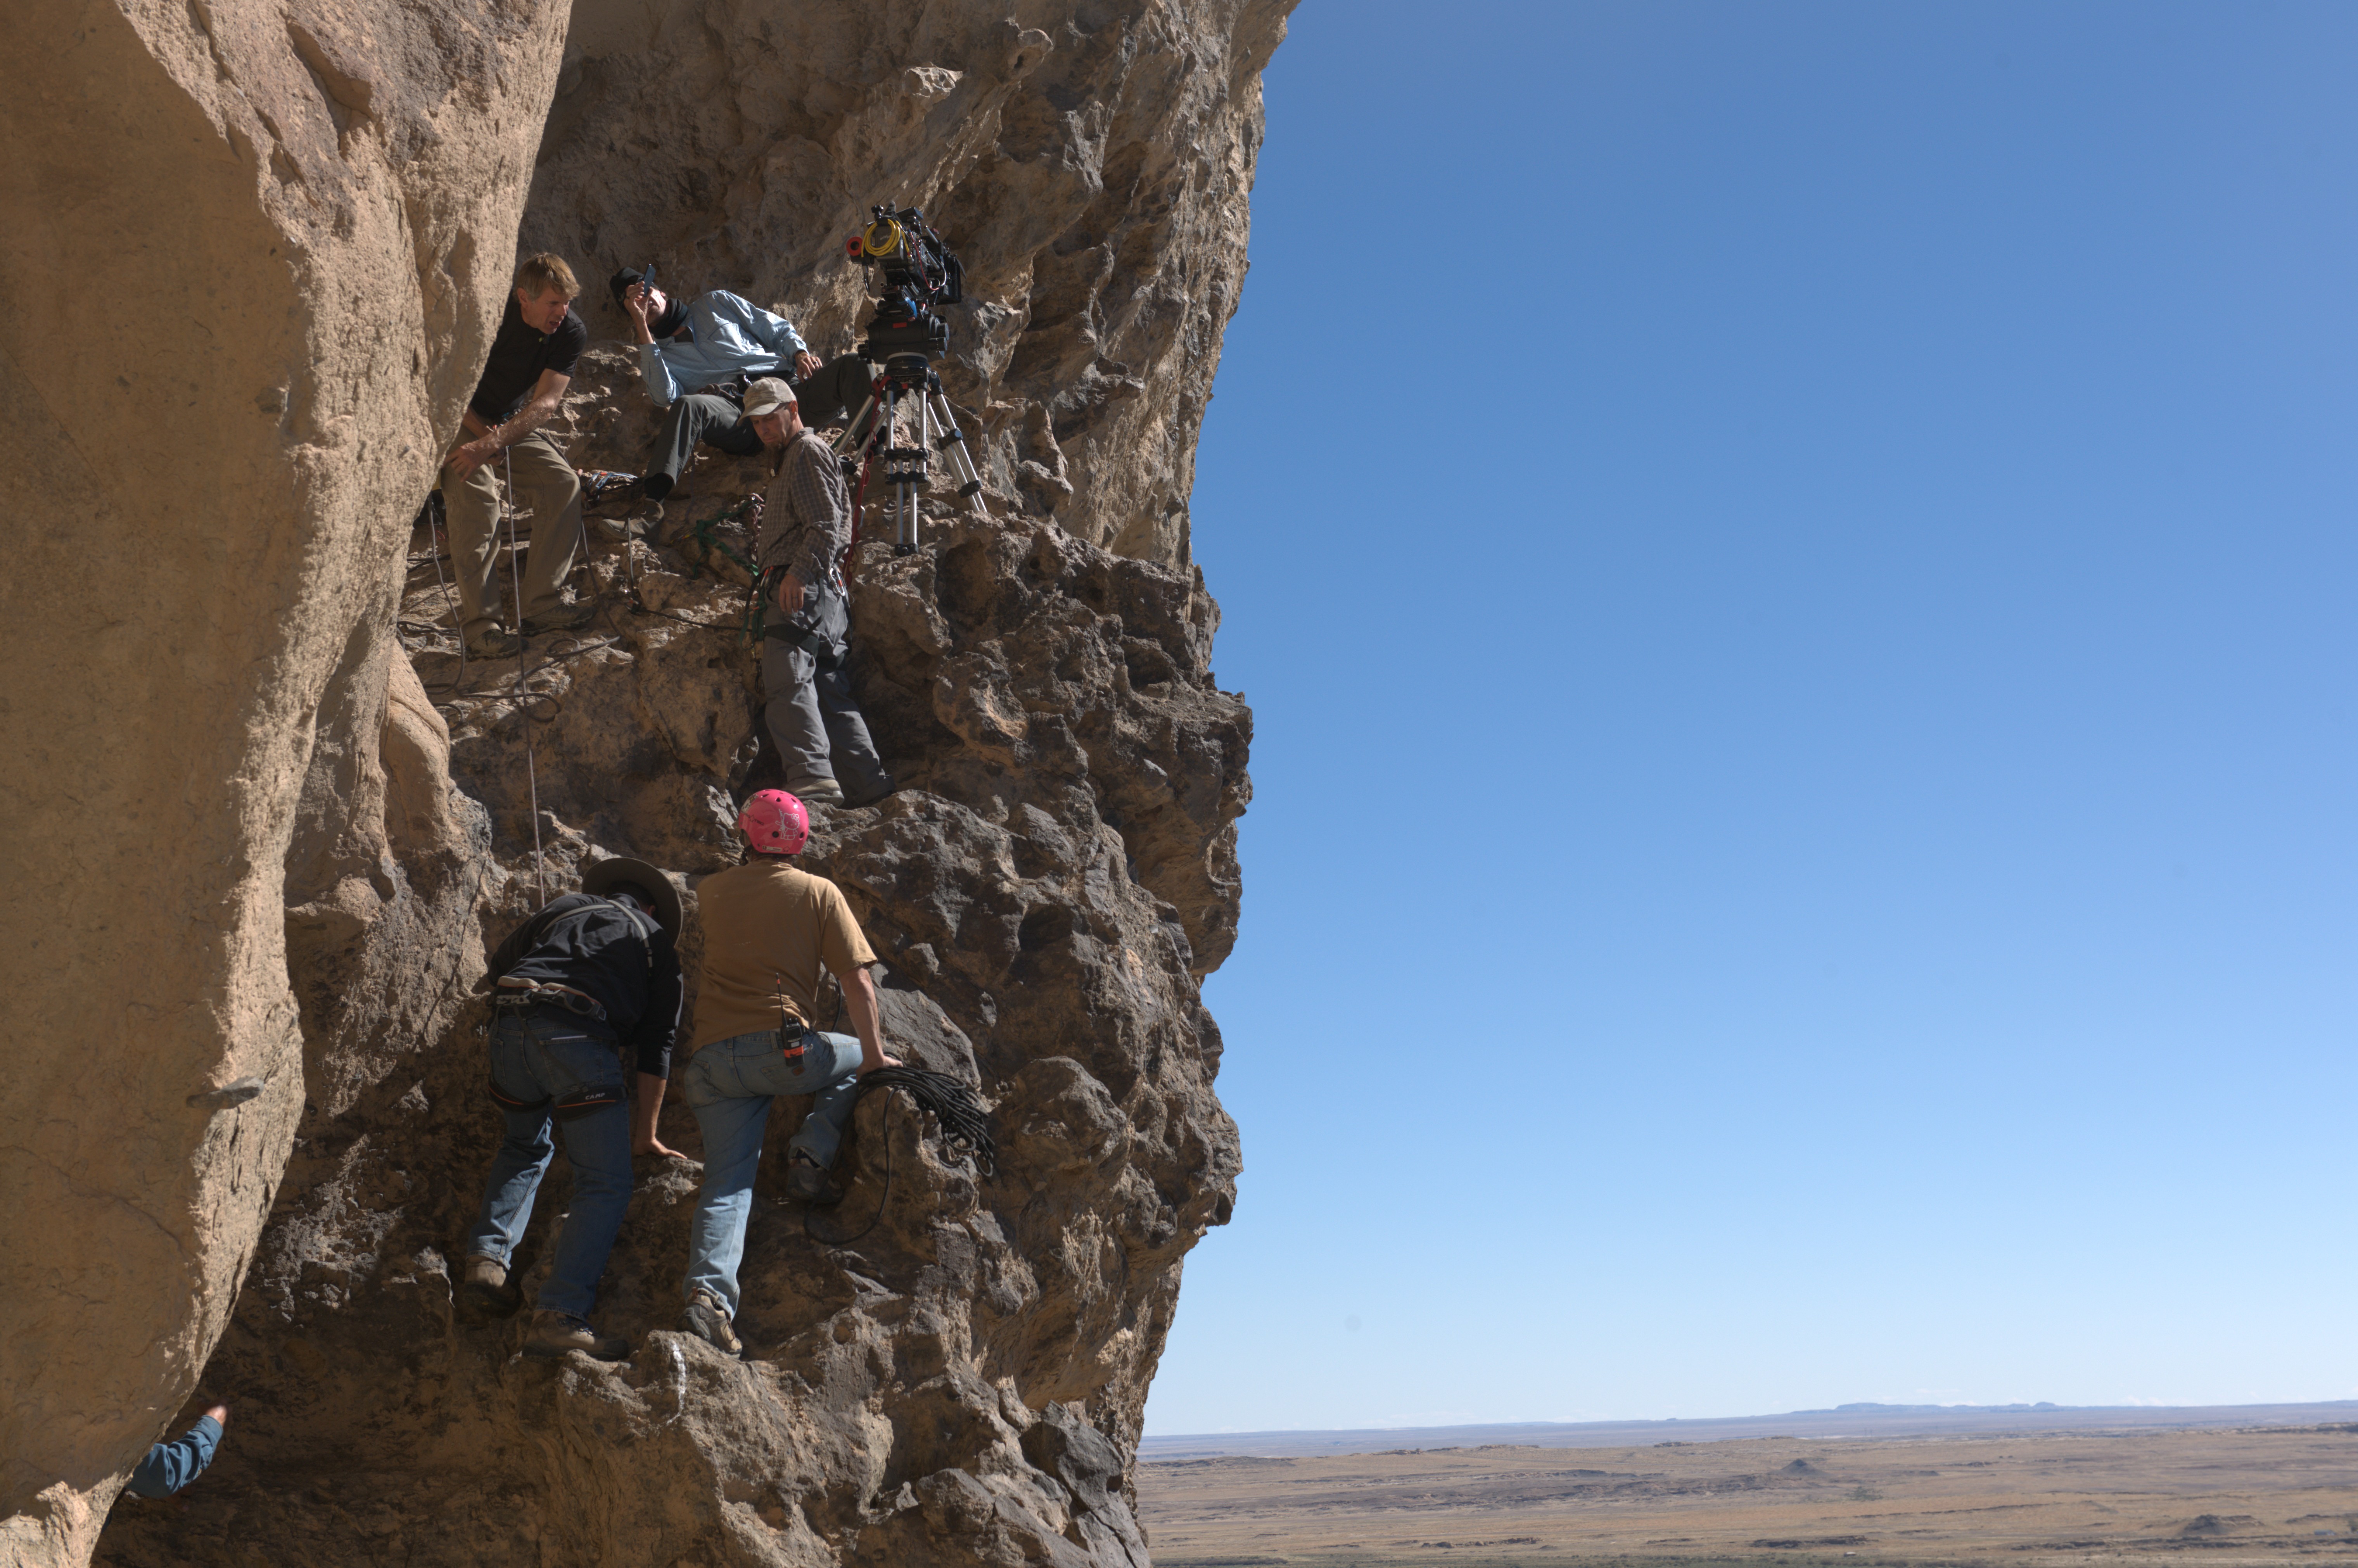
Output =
[{"x1": 441, "y1": 429, "x2": 582, "y2": 638}]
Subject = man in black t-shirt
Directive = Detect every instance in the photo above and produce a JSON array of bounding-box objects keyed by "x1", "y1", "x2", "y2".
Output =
[{"x1": 440, "y1": 253, "x2": 593, "y2": 658}]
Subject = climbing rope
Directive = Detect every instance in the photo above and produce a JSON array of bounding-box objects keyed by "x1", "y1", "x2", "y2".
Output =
[
  {"x1": 501, "y1": 447, "x2": 547, "y2": 908},
  {"x1": 685, "y1": 494, "x2": 763, "y2": 581}
]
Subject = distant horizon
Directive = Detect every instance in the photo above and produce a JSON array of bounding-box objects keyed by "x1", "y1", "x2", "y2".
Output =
[{"x1": 1142, "y1": 1394, "x2": 2358, "y2": 1442}]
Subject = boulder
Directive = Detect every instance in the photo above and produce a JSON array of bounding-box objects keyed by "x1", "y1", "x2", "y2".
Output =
[{"x1": 0, "y1": 2, "x2": 568, "y2": 1562}]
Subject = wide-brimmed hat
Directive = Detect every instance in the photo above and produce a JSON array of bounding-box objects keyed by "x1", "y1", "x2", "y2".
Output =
[{"x1": 582, "y1": 856, "x2": 683, "y2": 938}]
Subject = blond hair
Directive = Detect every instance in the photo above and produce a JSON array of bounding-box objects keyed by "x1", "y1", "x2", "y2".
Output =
[{"x1": 513, "y1": 253, "x2": 579, "y2": 300}]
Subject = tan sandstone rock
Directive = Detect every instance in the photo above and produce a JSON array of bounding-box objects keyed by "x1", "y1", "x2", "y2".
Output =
[{"x1": 0, "y1": 0, "x2": 568, "y2": 1561}]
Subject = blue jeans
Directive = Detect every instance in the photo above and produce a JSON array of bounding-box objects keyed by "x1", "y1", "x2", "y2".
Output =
[
  {"x1": 463, "y1": 1012, "x2": 634, "y2": 1319},
  {"x1": 681, "y1": 1028, "x2": 864, "y2": 1313}
]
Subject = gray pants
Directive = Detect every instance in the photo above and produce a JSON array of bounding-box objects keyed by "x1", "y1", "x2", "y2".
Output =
[
  {"x1": 644, "y1": 357, "x2": 878, "y2": 498},
  {"x1": 791, "y1": 354, "x2": 879, "y2": 429},
  {"x1": 761, "y1": 584, "x2": 888, "y2": 800},
  {"x1": 645, "y1": 393, "x2": 764, "y2": 498},
  {"x1": 440, "y1": 429, "x2": 581, "y2": 638}
]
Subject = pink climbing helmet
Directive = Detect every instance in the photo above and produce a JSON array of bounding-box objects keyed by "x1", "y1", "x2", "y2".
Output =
[{"x1": 738, "y1": 789, "x2": 811, "y2": 856}]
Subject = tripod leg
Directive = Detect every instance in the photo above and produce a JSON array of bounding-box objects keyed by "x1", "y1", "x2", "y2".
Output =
[
  {"x1": 833, "y1": 392, "x2": 881, "y2": 461},
  {"x1": 878, "y1": 384, "x2": 901, "y2": 551},
  {"x1": 926, "y1": 390, "x2": 987, "y2": 509},
  {"x1": 904, "y1": 395, "x2": 931, "y2": 555}
]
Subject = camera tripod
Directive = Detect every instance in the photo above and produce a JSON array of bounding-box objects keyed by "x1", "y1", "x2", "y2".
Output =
[{"x1": 831, "y1": 352, "x2": 985, "y2": 556}]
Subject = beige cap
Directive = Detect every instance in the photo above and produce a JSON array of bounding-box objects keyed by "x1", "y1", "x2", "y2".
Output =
[{"x1": 743, "y1": 376, "x2": 797, "y2": 417}]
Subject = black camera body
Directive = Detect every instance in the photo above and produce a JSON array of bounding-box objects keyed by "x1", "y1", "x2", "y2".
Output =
[
  {"x1": 862, "y1": 296, "x2": 951, "y2": 363},
  {"x1": 847, "y1": 204, "x2": 964, "y2": 374}
]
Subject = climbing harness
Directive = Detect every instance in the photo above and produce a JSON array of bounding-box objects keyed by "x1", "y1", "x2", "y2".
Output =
[{"x1": 493, "y1": 976, "x2": 607, "y2": 1021}]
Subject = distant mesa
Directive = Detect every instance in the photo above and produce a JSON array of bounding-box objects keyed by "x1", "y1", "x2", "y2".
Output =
[
  {"x1": 2179, "y1": 1514, "x2": 2259, "y2": 1537},
  {"x1": 1782, "y1": 1459, "x2": 1824, "y2": 1473},
  {"x1": 1832, "y1": 1401, "x2": 2061, "y2": 1413}
]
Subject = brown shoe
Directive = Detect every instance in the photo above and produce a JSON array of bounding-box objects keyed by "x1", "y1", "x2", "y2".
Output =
[
  {"x1": 788, "y1": 777, "x2": 845, "y2": 808},
  {"x1": 523, "y1": 1309, "x2": 629, "y2": 1362},
  {"x1": 522, "y1": 602, "x2": 596, "y2": 636},
  {"x1": 681, "y1": 1289, "x2": 742, "y2": 1357},
  {"x1": 460, "y1": 1255, "x2": 522, "y2": 1319}
]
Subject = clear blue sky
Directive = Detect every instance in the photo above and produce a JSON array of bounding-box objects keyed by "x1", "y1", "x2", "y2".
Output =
[{"x1": 1151, "y1": 0, "x2": 2358, "y2": 1435}]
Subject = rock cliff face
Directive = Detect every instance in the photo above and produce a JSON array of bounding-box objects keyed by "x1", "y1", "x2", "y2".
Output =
[
  {"x1": 527, "y1": 0, "x2": 1288, "y2": 568},
  {"x1": 6, "y1": 2, "x2": 1287, "y2": 1566}
]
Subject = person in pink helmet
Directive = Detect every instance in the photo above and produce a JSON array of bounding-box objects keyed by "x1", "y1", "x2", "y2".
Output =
[{"x1": 675, "y1": 789, "x2": 899, "y2": 1354}]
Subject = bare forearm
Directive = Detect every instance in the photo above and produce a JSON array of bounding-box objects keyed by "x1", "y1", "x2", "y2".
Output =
[
  {"x1": 840, "y1": 968, "x2": 889, "y2": 1071},
  {"x1": 632, "y1": 1072, "x2": 667, "y2": 1145},
  {"x1": 487, "y1": 393, "x2": 561, "y2": 448}
]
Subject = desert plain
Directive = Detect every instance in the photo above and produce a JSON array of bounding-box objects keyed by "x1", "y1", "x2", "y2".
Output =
[{"x1": 1136, "y1": 1423, "x2": 2358, "y2": 1568}]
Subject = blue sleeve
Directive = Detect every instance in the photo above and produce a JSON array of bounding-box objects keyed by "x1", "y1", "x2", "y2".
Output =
[
  {"x1": 126, "y1": 1416, "x2": 221, "y2": 1499},
  {"x1": 637, "y1": 342, "x2": 683, "y2": 408},
  {"x1": 738, "y1": 295, "x2": 808, "y2": 360}
]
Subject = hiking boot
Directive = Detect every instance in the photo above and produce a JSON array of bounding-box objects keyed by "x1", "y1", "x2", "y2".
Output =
[
  {"x1": 842, "y1": 776, "x2": 897, "y2": 810},
  {"x1": 790, "y1": 777, "x2": 845, "y2": 808},
  {"x1": 463, "y1": 627, "x2": 524, "y2": 659},
  {"x1": 522, "y1": 1309, "x2": 630, "y2": 1362},
  {"x1": 522, "y1": 602, "x2": 597, "y2": 636},
  {"x1": 680, "y1": 1289, "x2": 742, "y2": 1357},
  {"x1": 459, "y1": 1255, "x2": 522, "y2": 1319},
  {"x1": 785, "y1": 1150, "x2": 835, "y2": 1205}
]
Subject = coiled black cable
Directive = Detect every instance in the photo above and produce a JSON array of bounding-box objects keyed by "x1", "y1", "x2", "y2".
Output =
[
  {"x1": 857, "y1": 1067, "x2": 996, "y2": 1173},
  {"x1": 805, "y1": 1067, "x2": 995, "y2": 1247}
]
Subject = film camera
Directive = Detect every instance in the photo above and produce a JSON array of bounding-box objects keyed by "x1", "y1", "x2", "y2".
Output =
[
  {"x1": 834, "y1": 204, "x2": 984, "y2": 555},
  {"x1": 845, "y1": 205, "x2": 965, "y2": 366}
]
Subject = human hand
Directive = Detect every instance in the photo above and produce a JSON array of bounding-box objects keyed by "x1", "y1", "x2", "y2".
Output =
[
  {"x1": 634, "y1": 1134, "x2": 689, "y2": 1160},
  {"x1": 773, "y1": 570, "x2": 806, "y2": 614},
  {"x1": 204, "y1": 1405, "x2": 229, "y2": 1428},
  {"x1": 793, "y1": 350, "x2": 822, "y2": 380},
  {"x1": 624, "y1": 283, "x2": 651, "y2": 327},
  {"x1": 446, "y1": 437, "x2": 494, "y2": 480},
  {"x1": 856, "y1": 1052, "x2": 902, "y2": 1077}
]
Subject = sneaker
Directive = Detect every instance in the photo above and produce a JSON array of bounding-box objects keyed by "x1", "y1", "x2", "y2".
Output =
[
  {"x1": 785, "y1": 1150, "x2": 834, "y2": 1205},
  {"x1": 463, "y1": 627, "x2": 524, "y2": 659},
  {"x1": 522, "y1": 1309, "x2": 630, "y2": 1362},
  {"x1": 522, "y1": 602, "x2": 597, "y2": 636},
  {"x1": 790, "y1": 777, "x2": 845, "y2": 808},
  {"x1": 459, "y1": 1255, "x2": 522, "y2": 1319},
  {"x1": 680, "y1": 1289, "x2": 742, "y2": 1357}
]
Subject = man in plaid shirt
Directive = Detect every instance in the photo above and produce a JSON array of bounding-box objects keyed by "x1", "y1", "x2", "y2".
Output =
[{"x1": 743, "y1": 377, "x2": 891, "y2": 808}]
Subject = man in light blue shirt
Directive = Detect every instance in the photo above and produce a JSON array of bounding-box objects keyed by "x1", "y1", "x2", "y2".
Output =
[{"x1": 611, "y1": 269, "x2": 878, "y2": 501}]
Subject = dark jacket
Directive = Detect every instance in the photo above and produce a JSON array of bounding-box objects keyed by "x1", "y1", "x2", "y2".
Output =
[
  {"x1": 128, "y1": 1415, "x2": 221, "y2": 1499},
  {"x1": 490, "y1": 893, "x2": 682, "y2": 1078}
]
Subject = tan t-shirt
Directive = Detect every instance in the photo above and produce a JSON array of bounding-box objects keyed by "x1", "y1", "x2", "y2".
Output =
[{"x1": 689, "y1": 859, "x2": 878, "y2": 1053}]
